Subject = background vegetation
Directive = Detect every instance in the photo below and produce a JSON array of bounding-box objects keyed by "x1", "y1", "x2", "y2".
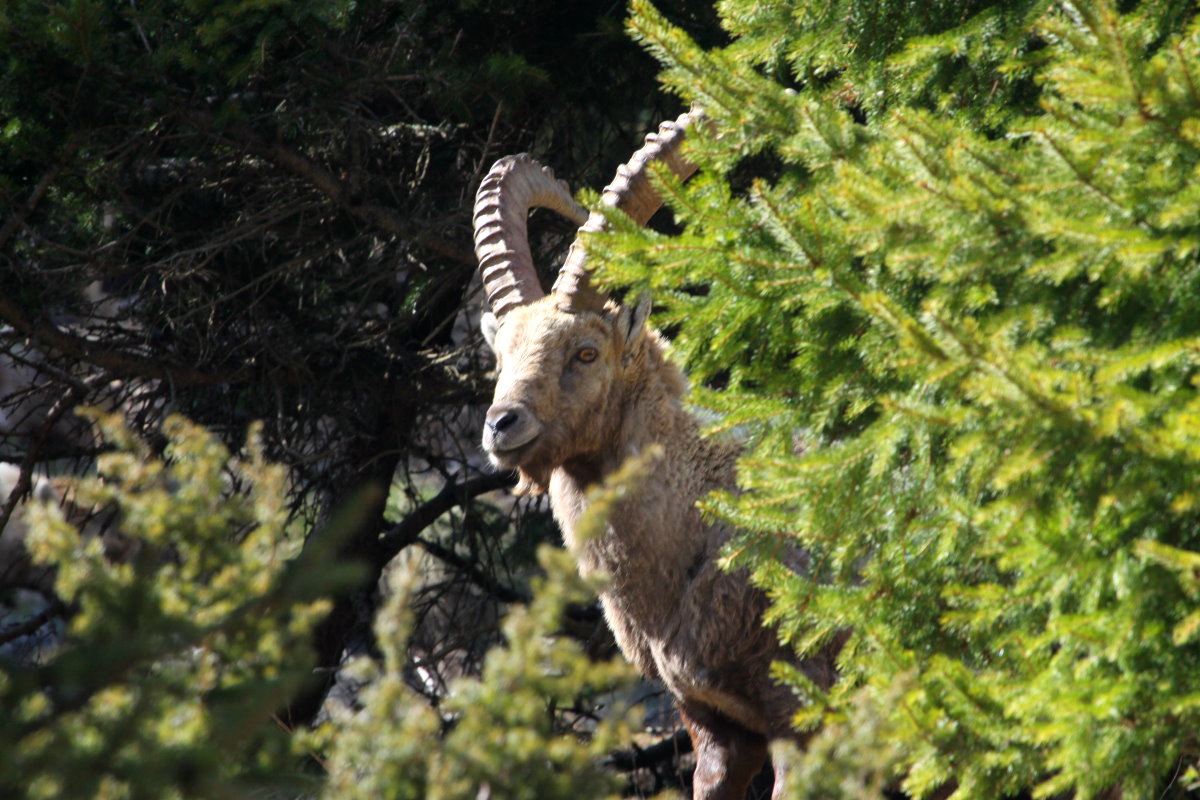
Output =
[{"x1": 4, "y1": 0, "x2": 1200, "y2": 798}]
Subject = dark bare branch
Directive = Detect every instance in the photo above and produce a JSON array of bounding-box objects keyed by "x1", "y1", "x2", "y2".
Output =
[
  {"x1": 416, "y1": 536, "x2": 529, "y2": 604},
  {"x1": 373, "y1": 472, "x2": 516, "y2": 569},
  {"x1": 0, "y1": 601, "x2": 66, "y2": 649},
  {"x1": 211, "y1": 120, "x2": 476, "y2": 266},
  {"x1": 0, "y1": 295, "x2": 253, "y2": 387}
]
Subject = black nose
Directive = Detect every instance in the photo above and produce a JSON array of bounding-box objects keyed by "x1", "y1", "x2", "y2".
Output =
[{"x1": 487, "y1": 408, "x2": 520, "y2": 433}]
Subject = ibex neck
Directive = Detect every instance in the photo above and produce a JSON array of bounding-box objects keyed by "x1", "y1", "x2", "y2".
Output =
[{"x1": 550, "y1": 395, "x2": 735, "y2": 569}]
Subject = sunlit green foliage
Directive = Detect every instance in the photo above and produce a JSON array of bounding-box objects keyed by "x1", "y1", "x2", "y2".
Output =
[
  {"x1": 0, "y1": 413, "x2": 358, "y2": 799},
  {"x1": 319, "y1": 477, "x2": 645, "y2": 800},
  {"x1": 599, "y1": 1, "x2": 1200, "y2": 796},
  {"x1": 0, "y1": 414, "x2": 646, "y2": 800},
  {"x1": 319, "y1": 547, "x2": 638, "y2": 800}
]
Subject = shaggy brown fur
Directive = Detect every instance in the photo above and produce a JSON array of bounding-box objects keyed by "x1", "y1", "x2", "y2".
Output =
[{"x1": 482, "y1": 295, "x2": 839, "y2": 799}]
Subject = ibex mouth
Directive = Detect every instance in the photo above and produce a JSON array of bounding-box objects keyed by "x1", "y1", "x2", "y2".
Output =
[{"x1": 485, "y1": 435, "x2": 540, "y2": 467}]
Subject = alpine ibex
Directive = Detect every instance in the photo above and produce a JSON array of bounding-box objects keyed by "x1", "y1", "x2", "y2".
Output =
[{"x1": 472, "y1": 112, "x2": 841, "y2": 799}]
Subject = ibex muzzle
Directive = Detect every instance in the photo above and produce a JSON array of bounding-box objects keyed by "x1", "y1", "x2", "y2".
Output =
[{"x1": 482, "y1": 393, "x2": 544, "y2": 466}]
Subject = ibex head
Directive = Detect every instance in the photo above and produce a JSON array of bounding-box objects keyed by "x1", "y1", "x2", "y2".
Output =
[{"x1": 473, "y1": 112, "x2": 699, "y2": 495}]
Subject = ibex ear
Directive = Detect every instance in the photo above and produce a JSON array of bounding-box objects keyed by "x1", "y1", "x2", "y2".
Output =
[
  {"x1": 481, "y1": 311, "x2": 501, "y2": 352},
  {"x1": 617, "y1": 292, "x2": 652, "y2": 351}
]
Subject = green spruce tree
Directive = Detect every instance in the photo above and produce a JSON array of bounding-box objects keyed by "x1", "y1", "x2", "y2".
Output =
[{"x1": 587, "y1": 0, "x2": 1200, "y2": 796}]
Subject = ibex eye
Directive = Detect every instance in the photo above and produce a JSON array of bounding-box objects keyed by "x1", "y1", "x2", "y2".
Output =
[{"x1": 577, "y1": 347, "x2": 599, "y2": 363}]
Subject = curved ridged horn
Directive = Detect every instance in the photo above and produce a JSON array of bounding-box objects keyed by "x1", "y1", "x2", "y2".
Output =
[
  {"x1": 552, "y1": 110, "x2": 702, "y2": 314},
  {"x1": 473, "y1": 154, "x2": 590, "y2": 317}
]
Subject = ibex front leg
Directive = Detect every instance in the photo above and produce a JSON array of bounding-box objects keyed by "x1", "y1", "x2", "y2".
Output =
[{"x1": 680, "y1": 702, "x2": 769, "y2": 800}]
